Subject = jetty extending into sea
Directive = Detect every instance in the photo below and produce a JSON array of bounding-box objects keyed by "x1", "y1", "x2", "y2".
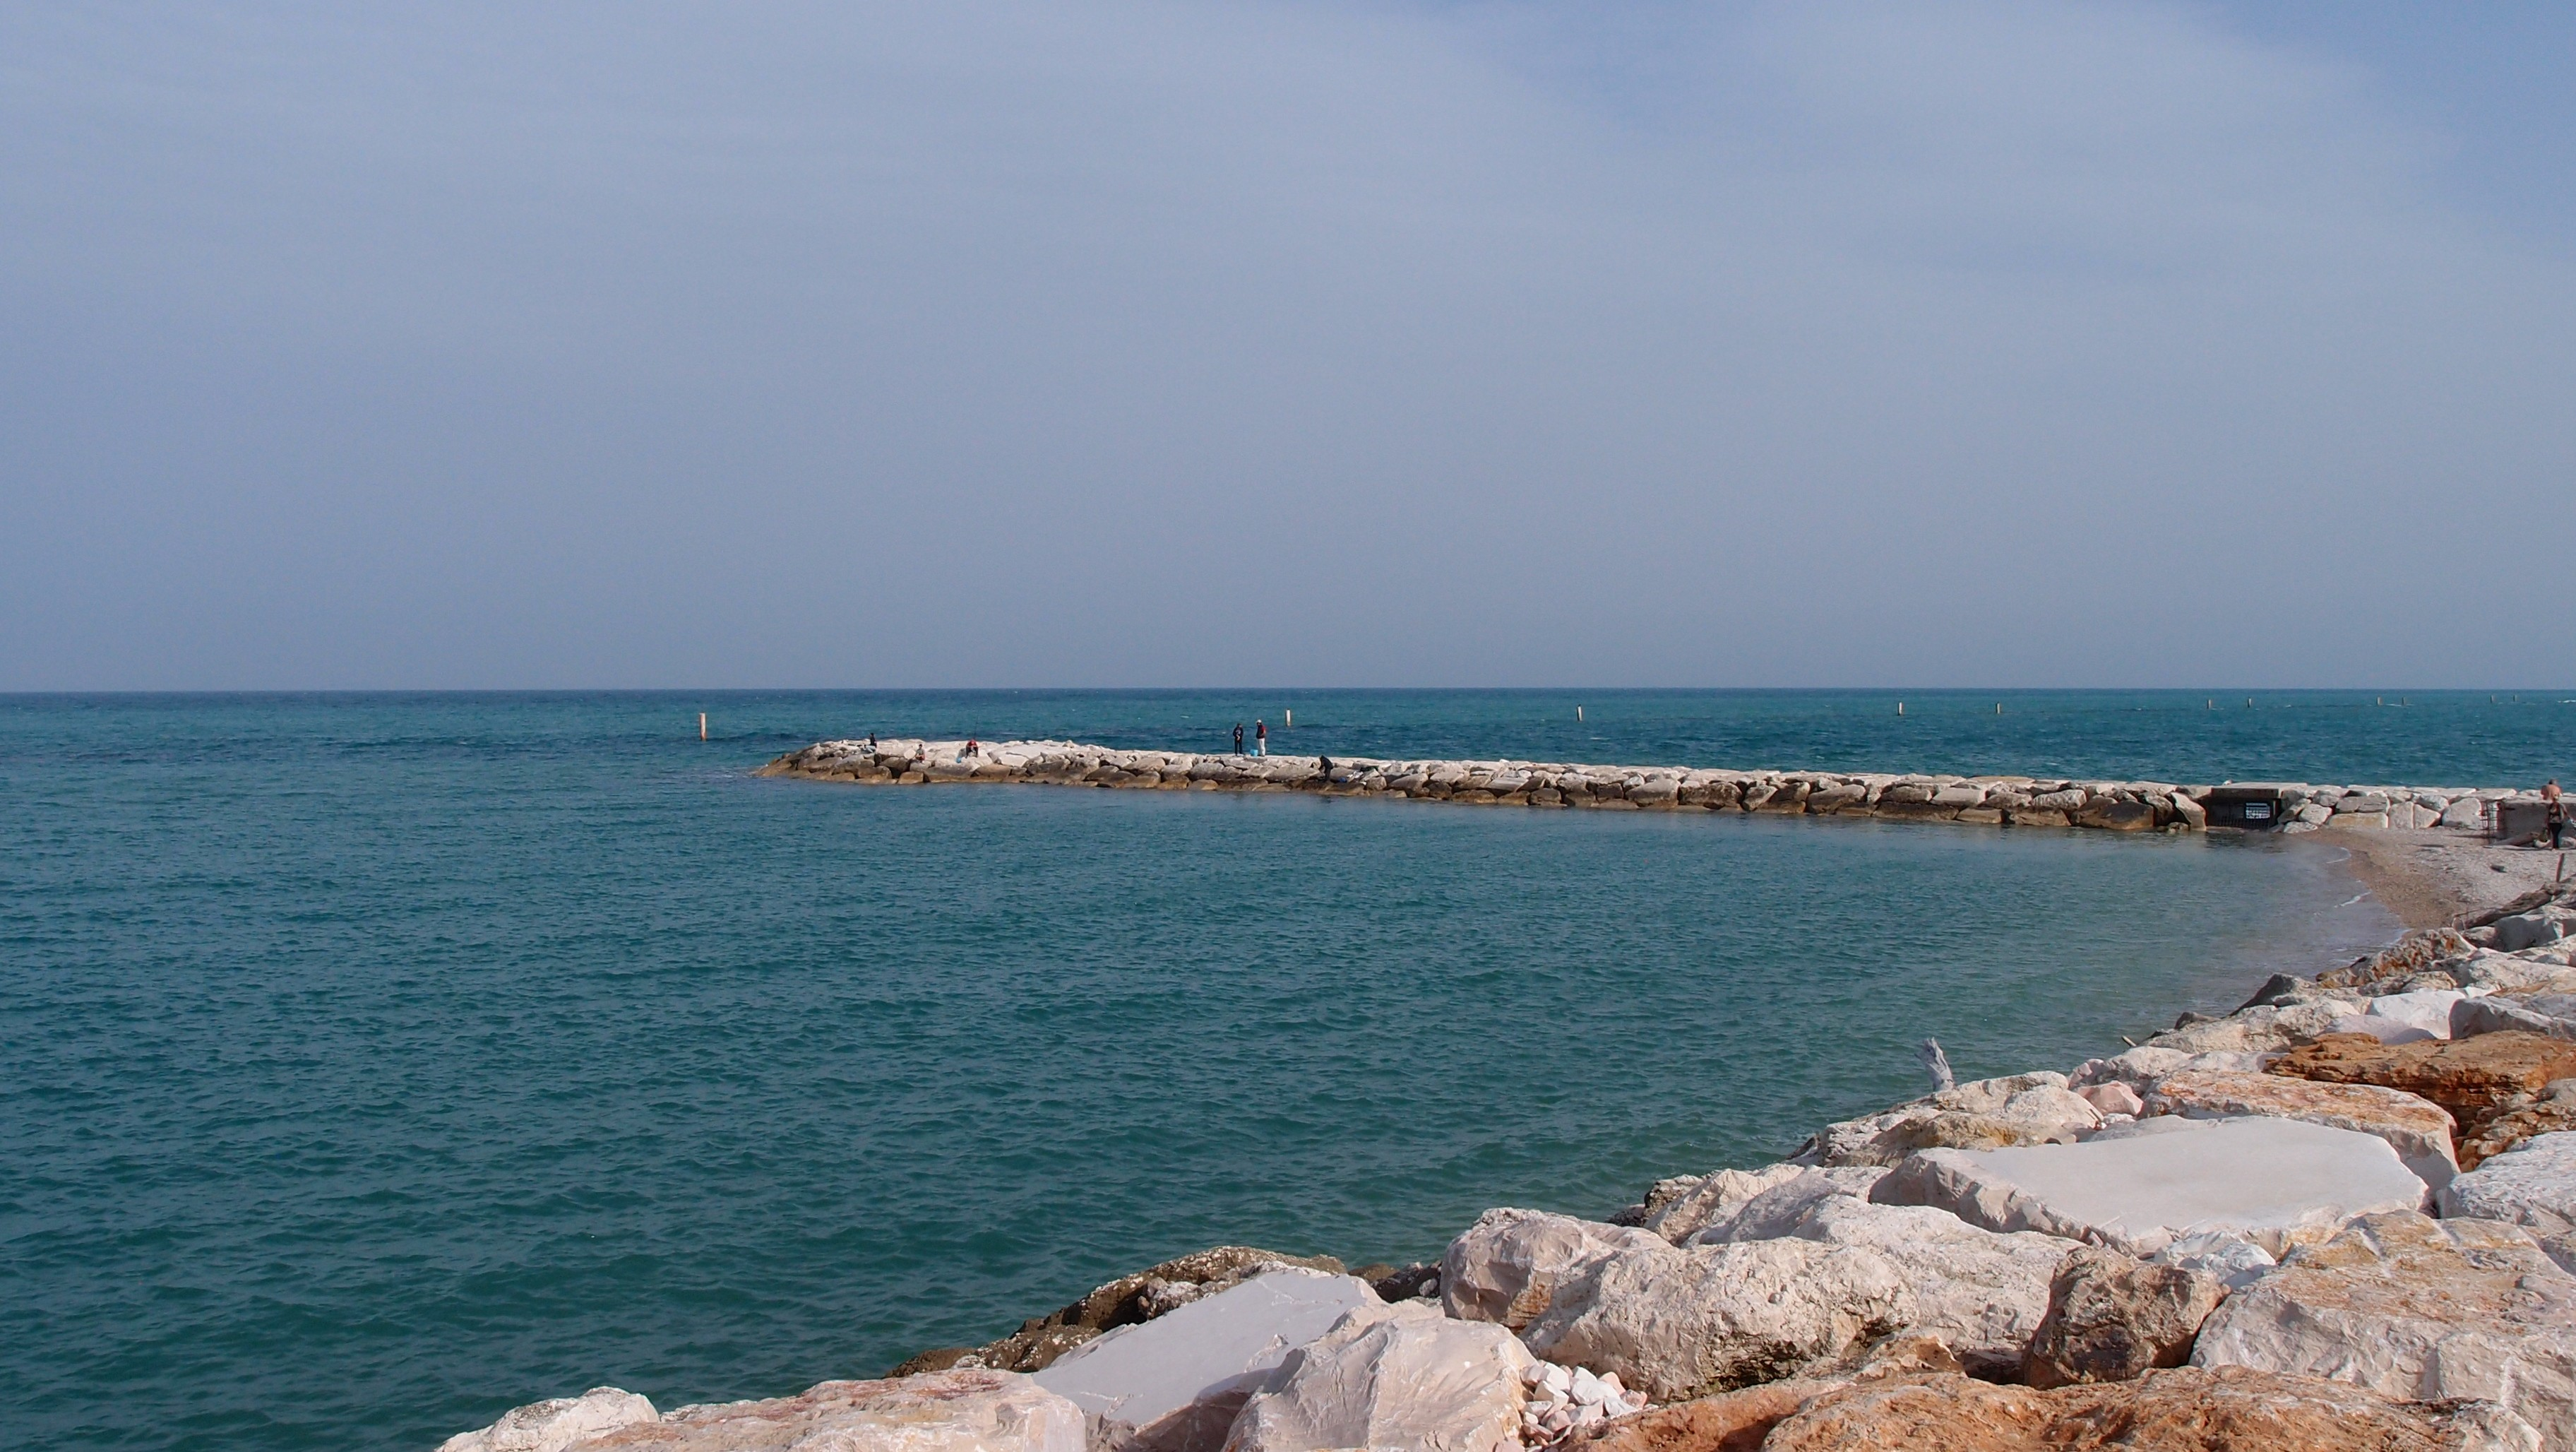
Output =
[{"x1": 758, "y1": 736, "x2": 2548, "y2": 839}]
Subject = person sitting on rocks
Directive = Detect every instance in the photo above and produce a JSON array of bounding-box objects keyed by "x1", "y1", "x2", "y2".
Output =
[{"x1": 962, "y1": 738, "x2": 979, "y2": 761}]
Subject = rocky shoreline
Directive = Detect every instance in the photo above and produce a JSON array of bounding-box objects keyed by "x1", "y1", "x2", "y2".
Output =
[{"x1": 440, "y1": 746, "x2": 2576, "y2": 1451}]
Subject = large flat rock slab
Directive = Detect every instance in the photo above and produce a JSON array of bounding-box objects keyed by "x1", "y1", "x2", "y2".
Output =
[
  {"x1": 1871, "y1": 1116, "x2": 2428, "y2": 1256},
  {"x1": 2143, "y1": 1069, "x2": 2458, "y2": 1189},
  {"x1": 2192, "y1": 1211, "x2": 2576, "y2": 1448},
  {"x1": 1032, "y1": 1269, "x2": 1378, "y2": 1452},
  {"x1": 1222, "y1": 1301, "x2": 1531, "y2": 1452}
]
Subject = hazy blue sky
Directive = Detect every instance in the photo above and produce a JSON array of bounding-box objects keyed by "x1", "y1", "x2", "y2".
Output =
[{"x1": 6, "y1": 3, "x2": 2572, "y2": 689}]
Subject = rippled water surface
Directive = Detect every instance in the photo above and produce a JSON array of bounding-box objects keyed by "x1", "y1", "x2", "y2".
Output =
[{"x1": 7, "y1": 689, "x2": 2567, "y2": 1451}]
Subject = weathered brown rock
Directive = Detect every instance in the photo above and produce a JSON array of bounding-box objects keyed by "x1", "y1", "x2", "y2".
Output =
[
  {"x1": 2267, "y1": 1032, "x2": 2576, "y2": 1142},
  {"x1": 1758, "y1": 1367, "x2": 2534, "y2": 1451},
  {"x1": 2075, "y1": 800, "x2": 2157, "y2": 831},
  {"x1": 2022, "y1": 1247, "x2": 2228, "y2": 1388},
  {"x1": 890, "y1": 1246, "x2": 1347, "y2": 1375},
  {"x1": 2460, "y1": 1081, "x2": 2576, "y2": 1170},
  {"x1": 2145, "y1": 1069, "x2": 2458, "y2": 1187},
  {"x1": 2316, "y1": 929, "x2": 2479, "y2": 992},
  {"x1": 1561, "y1": 1379, "x2": 1837, "y2": 1452}
]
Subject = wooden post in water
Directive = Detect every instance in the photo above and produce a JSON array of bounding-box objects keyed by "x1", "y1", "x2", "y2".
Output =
[{"x1": 699, "y1": 712, "x2": 708, "y2": 742}]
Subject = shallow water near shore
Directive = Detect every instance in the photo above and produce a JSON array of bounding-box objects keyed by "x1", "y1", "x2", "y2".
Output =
[{"x1": 10, "y1": 689, "x2": 2562, "y2": 1450}]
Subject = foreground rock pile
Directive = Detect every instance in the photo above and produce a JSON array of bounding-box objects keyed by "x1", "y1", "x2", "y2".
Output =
[
  {"x1": 441, "y1": 909, "x2": 2576, "y2": 1452},
  {"x1": 760, "y1": 738, "x2": 2557, "y2": 839}
]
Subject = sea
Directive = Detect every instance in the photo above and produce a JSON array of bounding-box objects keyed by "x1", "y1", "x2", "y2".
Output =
[{"x1": 5, "y1": 688, "x2": 2570, "y2": 1451}]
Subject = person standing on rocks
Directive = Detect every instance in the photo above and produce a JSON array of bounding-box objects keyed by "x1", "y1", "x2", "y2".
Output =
[
  {"x1": 2548, "y1": 779, "x2": 2565, "y2": 850},
  {"x1": 1255, "y1": 720, "x2": 1268, "y2": 756},
  {"x1": 1232, "y1": 723, "x2": 1245, "y2": 755}
]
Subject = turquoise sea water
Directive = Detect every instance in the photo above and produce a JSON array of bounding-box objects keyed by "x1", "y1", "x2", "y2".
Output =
[{"x1": 5, "y1": 689, "x2": 2570, "y2": 1451}]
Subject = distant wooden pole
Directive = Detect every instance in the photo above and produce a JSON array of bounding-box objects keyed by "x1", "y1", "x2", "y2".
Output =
[{"x1": 699, "y1": 712, "x2": 708, "y2": 741}]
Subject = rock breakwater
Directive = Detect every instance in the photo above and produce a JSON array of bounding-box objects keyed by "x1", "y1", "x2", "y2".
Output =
[{"x1": 760, "y1": 738, "x2": 2543, "y2": 839}]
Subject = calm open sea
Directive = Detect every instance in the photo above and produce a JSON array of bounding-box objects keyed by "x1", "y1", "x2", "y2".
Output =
[{"x1": 5, "y1": 689, "x2": 2569, "y2": 1451}]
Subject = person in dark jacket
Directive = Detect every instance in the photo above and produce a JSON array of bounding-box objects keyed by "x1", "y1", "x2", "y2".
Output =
[{"x1": 1232, "y1": 723, "x2": 1245, "y2": 755}]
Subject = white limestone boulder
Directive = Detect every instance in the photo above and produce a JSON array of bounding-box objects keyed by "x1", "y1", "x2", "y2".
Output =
[
  {"x1": 437, "y1": 1388, "x2": 657, "y2": 1452},
  {"x1": 1871, "y1": 1115, "x2": 2428, "y2": 1258},
  {"x1": 2498, "y1": 912, "x2": 2572, "y2": 954},
  {"x1": 1032, "y1": 1269, "x2": 1379, "y2": 1452},
  {"x1": 1221, "y1": 1300, "x2": 1531, "y2": 1452},
  {"x1": 1775, "y1": 1196, "x2": 2075, "y2": 1378},
  {"x1": 1440, "y1": 1208, "x2": 1663, "y2": 1330},
  {"x1": 2442, "y1": 1131, "x2": 2576, "y2": 1233},
  {"x1": 1802, "y1": 1073, "x2": 2101, "y2": 1167},
  {"x1": 1517, "y1": 1235, "x2": 1913, "y2": 1400},
  {"x1": 2193, "y1": 1211, "x2": 2576, "y2": 1448},
  {"x1": 2370, "y1": 988, "x2": 2474, "y2": 1038},
  {"x1": 2147, "y1": 1000, "x2": 2363, "y2": 1056},
  {"x1": 2068, "y1": 1045, "x2": 2192, "y2": 1094},
  {"x1": 2148, "y1": 1230, "x2": 2277, "y2": 1290},
  {"x1": 502, "y1": 1371, "x2": 1086, "y2": 1452},
  {"x1": 1684, "y1": 1167, "x2": 1888, "y2": 1245},
  {"x1": 1641, "y1": 1163, "x2": 1804, "y2": 1244},
  {"x1": 2456, "y1": 994, "x2": 2576, "y2": 1042}
]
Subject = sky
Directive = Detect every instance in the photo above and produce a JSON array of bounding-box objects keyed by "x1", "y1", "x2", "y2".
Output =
[{"x1": 4, "y1": 1, "x2": 2572, "y2": 690}]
